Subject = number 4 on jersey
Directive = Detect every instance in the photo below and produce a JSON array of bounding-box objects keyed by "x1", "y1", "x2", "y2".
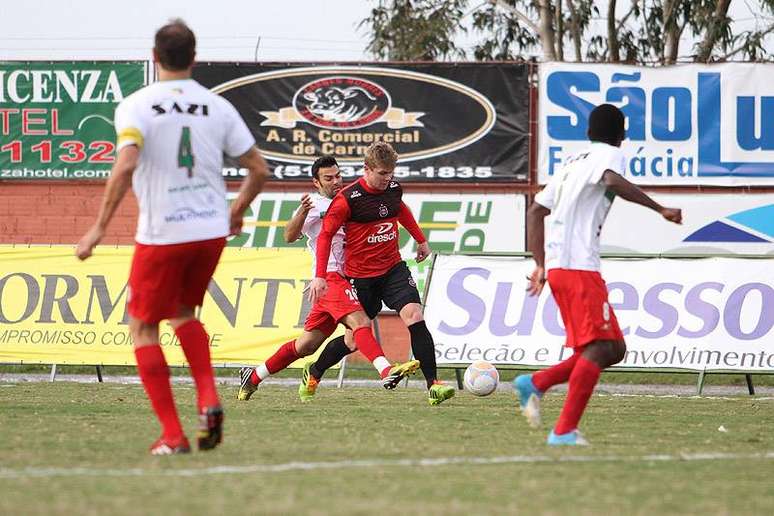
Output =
[{"x1": 178, "y1": 126, "x2": 195, "y2": 177}]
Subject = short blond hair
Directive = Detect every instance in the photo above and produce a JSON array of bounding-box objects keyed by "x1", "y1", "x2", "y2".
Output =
[{"x1": 364, "y1": 142, "x2": 398, "y2": 170}]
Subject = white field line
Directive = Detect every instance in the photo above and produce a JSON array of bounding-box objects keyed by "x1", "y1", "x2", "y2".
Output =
[{"x1": 2, "y1": 451, "x2": 774, "y2": 480}]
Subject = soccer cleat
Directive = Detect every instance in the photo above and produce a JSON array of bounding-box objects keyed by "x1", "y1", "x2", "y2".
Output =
[
  {"x1": 382, "y1": 359, "x2": 421, "y2": 390},
  {"x1": 547, "y1": 429, "x2": 590, "y2": 446},
  {"x1": 237, "y1": 367, "x2": 258, "y2": 401},
  {"x1": 428, "y1": 382, "x2": 455, "y2": 406},
  {"x1": 149, "y1": 436, "x2": 191, "y2": 456},
  {"x1": 197, "y1": 405, "x2": 224, "y2": 451},
  {"x1": 298, "y1": 362, "x2": 320, "y2": 402},
  {"x1": 514, "y1": 374, "x2": 543, "y2": 428}
]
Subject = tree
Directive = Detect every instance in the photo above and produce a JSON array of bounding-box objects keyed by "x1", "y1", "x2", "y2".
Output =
[{"x1": 359, "y1": 0, "x2": 774, "y2": 63}]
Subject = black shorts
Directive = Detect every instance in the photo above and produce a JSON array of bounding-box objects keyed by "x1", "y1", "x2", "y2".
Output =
[{"x1": 349, "y1": 261, "x2": 421, "y2": 319}]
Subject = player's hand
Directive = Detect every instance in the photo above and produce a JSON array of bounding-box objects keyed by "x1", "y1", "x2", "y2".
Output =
[
  {"x1": 660, "y1": 207, "x2": 682, "y2": 224},
  {"x1": 415, "y1": 241, "x2": 431, "y2": 262},
  {"x1": 299, "y1": 193, "x2": 314, "y2": 212},
  {"x1": 308, "y1": 277, "x2": 328, "y2": 305},
  {"x1": 526, "y1": 266, "x2": 546, "y2": 297},
  {"x1": 229, "y1": 209, "x2": 245, "y2": 236},
  {"x1": 75, "y1": 225, "x2": 104, "y2": 261}
]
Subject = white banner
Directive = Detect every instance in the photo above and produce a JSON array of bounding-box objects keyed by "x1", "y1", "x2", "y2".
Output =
[
  {"x1": 602, "y1": 193, "x2": 774, "y2": 255},
  {"x1": 425, "y1": 255, "x2": 774, "y2": 371},
  {"x1": 539, "y1": 63, "x2": 774, "y2": 186}
]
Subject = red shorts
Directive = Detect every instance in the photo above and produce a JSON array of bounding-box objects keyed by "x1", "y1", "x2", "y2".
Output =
[
  {"x1": 304, "y1": 272, "x2": 363, "y2": 336},
  {"x1": 128, "y1": 237, "x2": 225, "y2": 324},
  {"x1": 547, "y1": 268, "x2": 624, "y2": 349}
]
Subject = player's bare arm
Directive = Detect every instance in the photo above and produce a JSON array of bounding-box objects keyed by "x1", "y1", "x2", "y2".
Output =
[
  {"x1": 525, "y1": 201, "x2": 550, "y2": 296},
  {"x1": 602, "y1": 170, "x2": 682, "y2": 224},
  {"x1": 229, "y1": 146, "x2": 269, "y2": 236},
  {"x1": 284, "y1": 193, "x2": 314, "y2": 243},
  {"x1": 75, "y1": 145, "x2": 139, "y2": 260}
]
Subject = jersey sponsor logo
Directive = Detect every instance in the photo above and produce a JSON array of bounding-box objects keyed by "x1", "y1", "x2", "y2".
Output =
[
  {"x1": 367, "y1": 223, "x2": 397, "y2": 243},
  {"x1": 164, "y1": 207, "x2": 218, "y2": 223}
]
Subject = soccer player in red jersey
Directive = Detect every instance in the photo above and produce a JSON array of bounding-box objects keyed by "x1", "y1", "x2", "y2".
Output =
[
  {"x1": 76, "y1": 20, "x2": 269, "y2": 455},
  {"x1": 236, "y1": 155, "x2": 420, "y2": 402},
  {"x1": 308, "y1": 143, "x2": 455, "y2": 406},
  {"x1": 515, "y1": 104, "x2": 682, "y2": 445}
]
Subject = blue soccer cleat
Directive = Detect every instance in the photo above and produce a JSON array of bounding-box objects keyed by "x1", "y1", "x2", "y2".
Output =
[
  {"x1": 547, "y1": 429, "x2": 589, "y2": 446},
  {"x1": 513, "y1": 374, "x2": 543, "y2": 428}
]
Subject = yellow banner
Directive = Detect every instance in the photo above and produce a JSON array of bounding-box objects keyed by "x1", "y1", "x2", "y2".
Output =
[{"x1": 0, "y1": 246, "x2": 337, "y2": 366}]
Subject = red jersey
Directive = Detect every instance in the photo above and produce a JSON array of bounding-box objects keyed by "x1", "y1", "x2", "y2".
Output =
[{"x1": 315, "y1": 177, "x2": 426, "y2": 278}]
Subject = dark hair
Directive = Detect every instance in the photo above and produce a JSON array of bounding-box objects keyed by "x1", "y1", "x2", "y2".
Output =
[
  {"x1": 154, "y1": 19, "x2": 196, "y2": 71},
  {"x1": 587, "y1": 103, "x2": 626, "y2": 145},
  {"x1": 311, "y1": 155, "x2": 339, "y2": 179}
]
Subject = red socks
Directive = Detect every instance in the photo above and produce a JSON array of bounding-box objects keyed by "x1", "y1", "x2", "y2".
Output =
[
  {"x1": 135, "y1": 345, "x2": 184, "y2": 443},
  {"x1": 352, "y1": 327, "x2": 391, "y2": 378},
  {"x1": 175, "y1": 320, "x2": 219, "y2": 411},
  {"x1": 266, "y1": 340, "x2": 299, "y2": 375},
  {"x1": 554, "y1": 356, "x2": 601, "y2": 435},
  {"x1": 532, "y1": 352, "x2": 580, "y2": 392}
]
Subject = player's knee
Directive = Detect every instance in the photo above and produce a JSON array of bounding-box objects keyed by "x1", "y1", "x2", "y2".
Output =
[
  {"x1": 347, "y1": 311, "x2": 371, "y2": 331},
  {"x1": 399, "y1": 303, "x2": 424, "y2": 325}
]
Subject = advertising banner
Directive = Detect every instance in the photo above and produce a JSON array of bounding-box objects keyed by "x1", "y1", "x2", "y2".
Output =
[
  {"x1": 0, "y1": 61, "x2": 147, "y2": 180},
  {"x1": 194, "y1": 63, "x2": 529, "y2": 182},
  {"x1": 425, "y1": 255, "x2": 774, "y2": 371},
  {"x1": 539, "y1": 63, "x2": 774, "y2": 185},
  {"x1": 227, "y1": 191, "x2": 526, "y2": 293},
  {"x1": 0, "y1": 247, "x2": 336, "y2": 366},
  {"x1": 602, "y1": 193, "x2": 774, "y2": 255}
]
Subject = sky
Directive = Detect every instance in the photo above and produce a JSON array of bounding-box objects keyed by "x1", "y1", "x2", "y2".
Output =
[{"x1": 0, "y1": 0, "x2": 770, "y2": 62}]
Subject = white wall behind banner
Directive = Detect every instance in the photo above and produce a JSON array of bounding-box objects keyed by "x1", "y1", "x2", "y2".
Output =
[
  {"x1": 602, "y1": 193, "x2": 774, "y2": 255},
  {"x1": 425, "y1": 255, "x2": 774, "y2": 371},
  {"x1": 539, "y1": 63, "x2": 774, "y2": 186}
]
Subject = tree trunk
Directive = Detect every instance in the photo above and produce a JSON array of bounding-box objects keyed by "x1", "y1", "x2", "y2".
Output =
[
  {"x1": 538, "y1": 0, "x2": 557, "y2": 61},
  {"x1": 555, "y1": 0, "x2": 564, "y2": 61},
  {"x1": 607, "y1": 0, "x2": 620, "y2": 62},
  {"x1": 696, "y1": 0, "x2": 732, "y2": 62},
  {"x1": 565, "y1": 0, "x2": 582, "y2": 61},
  {"x1": 662, "y1": 0, "x2": 681, "y2": 64}
]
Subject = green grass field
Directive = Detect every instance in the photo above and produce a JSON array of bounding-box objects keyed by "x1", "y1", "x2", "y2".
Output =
[{"x1": 2, "y1": 382, "x2": 774, "y2": 515}]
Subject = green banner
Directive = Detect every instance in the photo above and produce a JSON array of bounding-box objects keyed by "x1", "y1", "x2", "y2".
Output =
[{"x1": 0, "y1": 61, "x2": 146, "y2": 180}]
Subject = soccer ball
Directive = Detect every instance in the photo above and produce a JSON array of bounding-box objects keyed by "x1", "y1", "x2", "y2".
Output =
[{"x1": 463, "y1": 360, "x2": 499, "y2": 396}]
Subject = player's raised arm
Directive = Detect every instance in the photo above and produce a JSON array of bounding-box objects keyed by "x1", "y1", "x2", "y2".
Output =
[
  {"x1": 229, "y1": 146, "x2": 269, "y2": 236},
  {"x1": 602, "y1": 170, "x2": 682, "y2": 224},
  {"x1": 397, "y1": 201, "x2": 430, "y2": 262},
  {"x1": 284, "y1": 193, "x2": 314, "y2": 243},
  {"x1": 76, "y1": 145, "x2": 139, "y2": 260}
]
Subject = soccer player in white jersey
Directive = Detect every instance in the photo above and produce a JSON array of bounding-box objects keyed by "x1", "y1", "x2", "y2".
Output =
[
  {"x1": 515, "y1": 104, "x2": 682, "y2": 445},
  {"x1": 76, "y1": 19, "x2": 268, "y2": 455},
  {"x1": 237, "y1": 155, "x2": 420, "y2": 402}
]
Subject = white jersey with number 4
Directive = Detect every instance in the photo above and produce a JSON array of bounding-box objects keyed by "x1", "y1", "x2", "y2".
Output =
[
  {"x1": 535, "y1": 142, "x2": 626, "y2": 272},
  {"x1": 301, "y1": 193, "x2": 345, "y2": 274},
  {"x1": 115, "y1": 78, "x2": 255, "y2": 245}
]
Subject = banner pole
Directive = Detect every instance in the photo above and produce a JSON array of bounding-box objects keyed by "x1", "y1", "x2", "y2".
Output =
[
  {"x1": 336, "y1": 355, "x2": 347, "y2": 388},
  {"x1": 95, "y1": 365, "x2": 103, "y2": 383},
  {"x1": 745, "y1": 374, "x2": 755, "y2": 395},
  {"x1": 49, "y1": 364, "x2": 57, "y2": 382}
]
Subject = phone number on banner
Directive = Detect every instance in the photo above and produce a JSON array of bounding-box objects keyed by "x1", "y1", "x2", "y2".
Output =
[{"x1": 269, "y1": 165, "x2": 494, "y2": 180}]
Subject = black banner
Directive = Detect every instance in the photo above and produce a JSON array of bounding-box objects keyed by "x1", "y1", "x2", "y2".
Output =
[{"x1": 193, "y1": 63, "x2": 529, "y2": 182}]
